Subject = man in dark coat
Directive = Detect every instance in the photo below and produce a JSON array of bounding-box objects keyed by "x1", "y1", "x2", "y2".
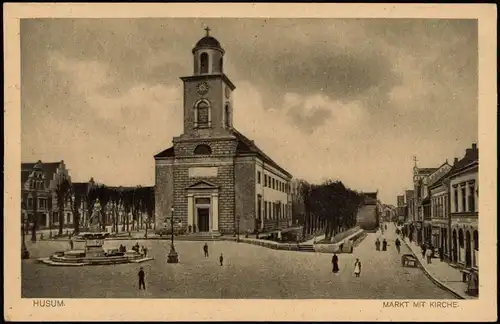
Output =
[
  {"x1": 219, "y1": 253, "x2": 224, "y2": 266},
  {"x1": 382, "y1": 239, "x2": 388, "y2": 251},
  {"x1": 138, "y1": 267, "x2": 146, "y2": 290},
  {"x1": 332, "y1": 253, "x2": 339, "y2": 273},
  {"x1": 203, "y1": 243, "x2": 209, "y2": 257},
  {"x1": 395, "y1": 238, "x2": 401, "y2": 254}
]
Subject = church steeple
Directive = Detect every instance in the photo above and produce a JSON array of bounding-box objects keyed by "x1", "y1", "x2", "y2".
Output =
[
  {"x1": 179, "y1": 29, "x2": 235, "y2": 136},
  {"x1": 192, "y1": 27, "x2": 225, "y2": 75}
]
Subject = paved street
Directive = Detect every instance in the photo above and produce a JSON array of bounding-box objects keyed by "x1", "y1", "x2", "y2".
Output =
[{"x1": 22, "y1": 228, "x2": 455, "y2": 299}]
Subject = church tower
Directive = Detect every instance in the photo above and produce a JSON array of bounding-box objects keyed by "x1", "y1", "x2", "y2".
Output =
[{"x1": 179, "y1": 27, "x2": 236, "y2": 138}]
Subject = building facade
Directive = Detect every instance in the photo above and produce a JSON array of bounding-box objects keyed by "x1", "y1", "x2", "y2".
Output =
[
  {"x1": 449, "y1": 144, "x2": 478, "y2": 269},
  {"x1": 154, "y1": 30, "x2": 292, "y2": 234},
  {"x1": 21, "y1": 161, "x2": 51, "y2": 230},
  {"x1": 427, "y1": 161, "x2": 452, "y2": 252},
  {"x1": 411, "y1": 165, "x2": 438, "y2": 245},
  {"x1": 21, "y1": 160, "x2": 72, "y2": 230}
]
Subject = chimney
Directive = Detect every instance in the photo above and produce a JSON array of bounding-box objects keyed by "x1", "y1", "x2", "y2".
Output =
[
  {"x1": 472, "y1": 143, "x2": 477, "y2": 151},
  {"x1": 453, "y1": 157, "x2": 459, "y2": 165}
]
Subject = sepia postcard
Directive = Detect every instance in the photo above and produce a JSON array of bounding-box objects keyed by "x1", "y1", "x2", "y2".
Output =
[{"x1": 4, "y1": 3, "x2": 497, "y2": 322}]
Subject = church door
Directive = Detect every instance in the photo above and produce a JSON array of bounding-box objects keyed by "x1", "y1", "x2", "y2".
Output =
[{"x1": 197, "y1": 208, "x2": 210, "y2": 232}]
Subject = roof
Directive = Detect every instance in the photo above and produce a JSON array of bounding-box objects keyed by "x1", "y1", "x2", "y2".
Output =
[
  {"x1": 21, "y1": 170, "x2": 31, "y2": 188},
  {"x1": 194, "y1": 36, "x2": 223, "y2": 50},
  {"x1": 416, "y1": 167, "x2": 438, "y2": 174},
  {"x1": 450, "y1": 147, "x2": 479, "y2": 176},
  {"x1": 362, "y1": 192, "x2": 378, "y2": 199},
  {"x1": 232, "y1": 129, "x2": 292, "y2": 178},
  {"x1": 153, "y1": 129, "x2": 292, "y2": 178},
  {"x1": 154, "y1": 146, "x2": 174, "y2": 158},
  {"x1": 72, "y1": 182, "x2": 91, "y2": 196},
  {"x1": 21, "y1": 161, "x2": 62, "y2": 188}
]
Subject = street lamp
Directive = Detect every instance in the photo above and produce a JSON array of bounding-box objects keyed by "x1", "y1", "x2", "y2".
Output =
[{"x1": 167, "y1": 206, "x2": 179, "y2": 263}]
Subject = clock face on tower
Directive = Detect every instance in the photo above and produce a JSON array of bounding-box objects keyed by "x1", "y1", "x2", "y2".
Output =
[
  {"x1": 196, "y1": 82, "x2": 209, "y2": 95},
  {"x1": 225, "y1": 86, "x2": 231, "y2": 99}
]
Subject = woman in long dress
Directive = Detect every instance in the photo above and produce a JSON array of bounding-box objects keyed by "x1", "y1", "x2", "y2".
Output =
[
  {"x1": 375, "y1": 238, "x2": 381, "y2": 251},
  {"x1": 354, "y1": 258, "x2": 361, "y2": 277},
  {"x1": 332, "y1": 253, "x2": 339, "y2": 273}
]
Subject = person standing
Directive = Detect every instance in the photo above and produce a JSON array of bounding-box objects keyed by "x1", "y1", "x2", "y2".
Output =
[
  {"x1": 382, "y1": 239, "x2": 387, "y2": 251},
  {"x1": 138, "y1": 267, "x2": 146, "y2": 290},
  {"x1": 421, "y1": 244, "x2": 427, "y2": 259},
  {"x1": 219, "y1": 253, "x2": 224, "y2": 266},
  {"x1": 69, "y1": 238, "x2": 74, "y2": 250},
  {"x1": 203, "y1": 243, "x2": 209, "y2": 257},
  {"x1": 375, "y1": 238, "x2": 381, "y2": 251},
  {"x1": 425, "y1": 247, "x2": 433, "y2": 264},
  {"x1": 143, "y1": 246, "x2": 148, "y2": 257},
  {"x1": 332, "y1": 253, "x2": 339, "y2": 273},
  {"x1": 395, "y1": 238, "x2": 401, "y2": 254},
  {"x1": 353, "y1": 258, "x2": 362, "y2": 277}
]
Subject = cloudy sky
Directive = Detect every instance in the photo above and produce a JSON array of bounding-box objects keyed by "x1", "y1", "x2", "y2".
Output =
[{"x1": 21, "y1": 18, "x2": 478, "y2": 204}]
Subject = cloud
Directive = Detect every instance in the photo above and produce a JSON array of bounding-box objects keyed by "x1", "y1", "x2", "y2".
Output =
[{"x1": 20, "y1": 18, "x2": 478, "y2": 204}]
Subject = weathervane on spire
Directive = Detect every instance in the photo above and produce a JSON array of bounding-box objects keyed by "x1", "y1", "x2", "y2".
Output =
[{"x1": 204, "y1": 26, "x2": 211, "y2": 37}]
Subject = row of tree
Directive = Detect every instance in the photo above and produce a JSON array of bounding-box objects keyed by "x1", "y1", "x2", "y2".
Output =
[
  {"x1": 298, "y1": 179, "x2": 365, "y2": 241},
  {"x1": 25, "y1": 179, "x2": 155, "y2": 241}
]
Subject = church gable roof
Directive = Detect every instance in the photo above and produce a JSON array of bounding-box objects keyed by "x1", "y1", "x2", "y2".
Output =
[
  {"x1": 154, "y1": 146, "x2": 175, "y2": 158},
  {"x1": 232, "y1": 129, "x2": 292, "y2": 178}
]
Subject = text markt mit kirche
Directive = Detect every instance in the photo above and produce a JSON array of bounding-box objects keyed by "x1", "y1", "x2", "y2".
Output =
[{"x1": 383, "y1": 301, "x2": 459, "y2": 308}]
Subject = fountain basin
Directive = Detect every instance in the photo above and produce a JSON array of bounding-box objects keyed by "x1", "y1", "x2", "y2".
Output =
[{"x1": 37, "y1": 250, "x2": 153, "y2": 266}]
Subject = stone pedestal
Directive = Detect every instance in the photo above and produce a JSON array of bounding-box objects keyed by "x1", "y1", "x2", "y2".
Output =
[{"x1": 167, "y1": 245, "x2": 179, "y2": 263}]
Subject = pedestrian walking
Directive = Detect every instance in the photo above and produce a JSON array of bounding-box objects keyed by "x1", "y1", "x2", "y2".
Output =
[
  {"x1": 143, "y1": 246, "x2": 148, "y2": 257},
  {"x1": 69, "y1": 238, "x2": 74, "y2": 250},
  {"x1": 353, "y1": 258, "x2": 362, "y2": 277},
  {"x1": 203, "y1": 243, "x2": 209, "y2": 257},
  {"x1": 382, "y1": 239, "x2": 387, "y2": 251},
  {"x1": 375, "y1": 238, "x2": 381, "y2": 251},
  {"x1": 385, "y1": 224, "x2": 387, "y2": 231},
  {"x1": 332, "y1": 253, "x2": 339, "y2": 273},
  {"x1": 425, "y1": 248, "x2": 432, "y2": 264},
  {"x1": 395, "y1": 238, "x2": 401, "y2": 254},
  {"x1": 219, "y1": 253, "x2": 224, "y2": 266},
  {"x1": 138, "y1": 267, "x2": 146, "y2": 290}
]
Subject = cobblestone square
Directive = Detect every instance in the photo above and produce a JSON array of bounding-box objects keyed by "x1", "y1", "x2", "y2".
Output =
[{"x1": 22, "y1": 229, "x2": 455, "y2": 299}]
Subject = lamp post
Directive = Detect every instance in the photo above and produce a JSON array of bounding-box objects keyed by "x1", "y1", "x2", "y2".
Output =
[{"x1": 167, "y1": 206, "x2": 179, "y2": 263}]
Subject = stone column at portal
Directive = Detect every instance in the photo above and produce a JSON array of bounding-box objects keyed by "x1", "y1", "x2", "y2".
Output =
[
  {"x1": 187, "y1": 194, "x2": 194, "y2": 229},
  {"x1": 211, "y1": 193, "x2": 219, "y2": 232}
]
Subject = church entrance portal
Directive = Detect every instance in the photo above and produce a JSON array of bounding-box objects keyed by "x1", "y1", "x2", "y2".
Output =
[{"x1": 197, "y1": 208, "x2": 210, "y2": 232}]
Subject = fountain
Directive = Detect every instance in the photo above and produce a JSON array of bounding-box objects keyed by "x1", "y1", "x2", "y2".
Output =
[{"x1": 37, "y1": 199, "x2": 153, "y2": 266}]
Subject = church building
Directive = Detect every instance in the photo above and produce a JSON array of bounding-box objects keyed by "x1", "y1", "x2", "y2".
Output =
[{"x1": 154, "y1": 29, "x2": 293, "y2": 234}]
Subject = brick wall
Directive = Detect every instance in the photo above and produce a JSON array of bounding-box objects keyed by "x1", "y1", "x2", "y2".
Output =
[
  {"x1": 174, "y1": 138, "x2": 237, "y2": 157},
  {"x1": 155, "y1": 162, "x2": 174, "y2": 229},
  {"x1": 234, "y1": 159, "x2": 256, "y2": 233}
]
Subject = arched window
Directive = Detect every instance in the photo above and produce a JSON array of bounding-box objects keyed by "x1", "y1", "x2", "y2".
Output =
[
  {"x1": 194, "y1": 144, "x2": 212, "y2": 155},
  {"x1": 220, "y1": 57, "x2": 223, "y2": 73},
  {"x1": 200, "y1": 53, "x2": 209, "y2": 74},
  {"x1": 224, "y1": 103, "x2": 231, "y2": 128},
  {"x1": 195, "y1": 100, "x2": 210, "y2": 128}
]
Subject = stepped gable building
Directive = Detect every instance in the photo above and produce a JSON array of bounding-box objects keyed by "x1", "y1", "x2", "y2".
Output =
[
  {"x1": 21, "y1": 160, "x2": 71, "y2": 229},
  {"x1": 154, "y1": 29, "x2": 293, "y2": 234}
]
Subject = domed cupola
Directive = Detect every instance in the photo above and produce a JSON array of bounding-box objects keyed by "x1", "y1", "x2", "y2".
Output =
[{"x1": 192, "y1": 27, "x2": 225, "y2": 75}]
